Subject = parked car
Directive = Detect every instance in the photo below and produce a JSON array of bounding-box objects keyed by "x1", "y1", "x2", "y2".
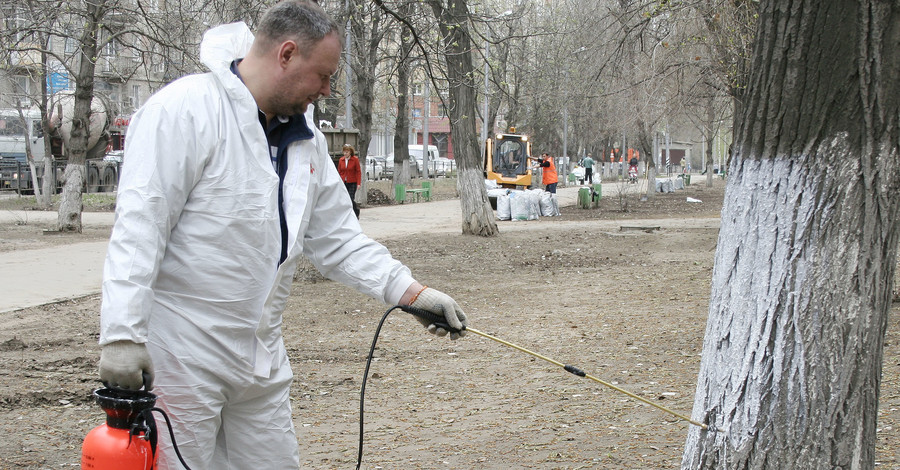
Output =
[
  {"x1": 384, "y1": 153, "x2": 418, "y2": 177},
  {"x1": 366, "y1": 155, "x2": 387, "y2": 180}
]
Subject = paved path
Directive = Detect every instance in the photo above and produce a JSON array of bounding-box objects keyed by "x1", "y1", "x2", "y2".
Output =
[{"x1": 0, "y1": 185, "x2": 589, "y2": 313}]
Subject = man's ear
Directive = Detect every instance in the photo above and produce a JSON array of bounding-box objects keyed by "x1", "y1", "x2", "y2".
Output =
[{"x1": 277, "y1": 40, "x2": 299, "y2": 68}]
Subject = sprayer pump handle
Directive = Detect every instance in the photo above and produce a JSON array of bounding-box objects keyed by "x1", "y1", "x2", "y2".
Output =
[{"x1": 400, "y1": 305, "x2": 464, "y2": 334}]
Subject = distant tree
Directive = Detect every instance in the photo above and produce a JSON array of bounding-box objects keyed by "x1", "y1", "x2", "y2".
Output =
[
  {"x1": 385, "y1": 0, "x2": 415, "y2": 185},
  {"x1": 342, "y1": 0, "x2": 391, "y2": 205},
  {"x1": 683, "y1": 1, "x2": 900, "y2": 468},
  {"x1": 425, "y1": 0, "x2": 497, "y2": 236},
  {"x1": 1, "y1": 0, "x2": 208, "y2": 231}
]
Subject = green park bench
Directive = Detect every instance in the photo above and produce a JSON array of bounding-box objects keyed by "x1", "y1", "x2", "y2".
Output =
[{"x1": 394, "y1": 182, "x2": 431, "y2": 203}]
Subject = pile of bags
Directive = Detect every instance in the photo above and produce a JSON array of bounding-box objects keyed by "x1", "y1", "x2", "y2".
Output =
[{"x1": 494, "y1": 188, "x2": 560, "y2": 221}]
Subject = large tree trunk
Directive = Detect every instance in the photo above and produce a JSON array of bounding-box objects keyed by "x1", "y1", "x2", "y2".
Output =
[
  {"x1": 428, "y1": 0, "x2": 497, "y2": 236},
  {"x1": 392, "y1": 2, "x2": 413, "y2": 187},
  {"x1": 58, "y1": 1, "x2": 105, "y2": 233},
  {"x1": 683, "y1": 1, "x2": 900, "y2": 468},
  {"x1": 349, "y1": 0, "x2": 381, "y2": 207},
  {"x1": 635, "y1": 120, "x2": 656, "y2": 198}
]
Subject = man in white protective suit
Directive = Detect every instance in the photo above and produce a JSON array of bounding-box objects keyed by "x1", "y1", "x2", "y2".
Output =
[{"x1": 97, "y1": 1, "x2": 467, "y2": 468}]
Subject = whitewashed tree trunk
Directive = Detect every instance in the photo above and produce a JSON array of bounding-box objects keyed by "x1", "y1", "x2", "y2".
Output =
[
  {"x1": 57, "y1": 2, "x2": 106, "y2": 233},
  {"x1": 391, "y1": 3, "x2": 413, "y2": 189},
  {"x1": 683, "y1": 1, "x2": 900, "y2": 468},
  {"x1": 427, "y1": 0, "x2": 497, "y2": 236}
]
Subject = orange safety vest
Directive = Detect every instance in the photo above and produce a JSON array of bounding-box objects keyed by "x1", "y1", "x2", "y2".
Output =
[{"x1": 541, "y1": 157, "x2": 558, "y2": 185}]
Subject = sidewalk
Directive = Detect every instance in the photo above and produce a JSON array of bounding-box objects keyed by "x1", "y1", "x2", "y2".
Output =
[{"x1": 0, "y1": 186, "x2": 581, "y2": 313}]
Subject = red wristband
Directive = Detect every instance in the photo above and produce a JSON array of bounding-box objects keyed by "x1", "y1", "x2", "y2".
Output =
[{"x1": 408, "y1": 285, "x2": 428, "y2": 305}]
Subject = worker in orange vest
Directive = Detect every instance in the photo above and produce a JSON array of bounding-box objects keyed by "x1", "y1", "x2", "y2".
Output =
[{"x1": 536, "y1": 153, "x2": 558, "y2": 193}]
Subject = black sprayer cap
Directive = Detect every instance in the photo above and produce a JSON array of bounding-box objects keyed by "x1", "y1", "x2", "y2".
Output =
[{"x1": 93, "y1": 388, "x2": 157, "y2": 430}]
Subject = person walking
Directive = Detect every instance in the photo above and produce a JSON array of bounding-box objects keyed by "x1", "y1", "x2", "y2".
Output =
[
  {"x1": 97, "y1": 2, "x2": 468, "y2": 468},
  {"x1": 338, "y1": 143, "x2": 361, "y2": 217},
  {"x1": 581, "y1": 153, "x2": 595, "y2": 185}
]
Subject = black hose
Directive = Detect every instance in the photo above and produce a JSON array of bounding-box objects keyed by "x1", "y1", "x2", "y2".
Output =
[
  {"x1": 137, "y1": 407, "x2": 193, "y2": 470},
  {"x1": 356, "y1": 305, "x2": 460, "y2": 470},
  {"x1": 356, "y1": 305, "x2": 400, "y2": 470}
]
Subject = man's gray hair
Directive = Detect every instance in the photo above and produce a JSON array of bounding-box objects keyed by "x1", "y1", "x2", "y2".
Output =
[{"x1": 256, "y1": 1, "x2": 340, "y2": 53}]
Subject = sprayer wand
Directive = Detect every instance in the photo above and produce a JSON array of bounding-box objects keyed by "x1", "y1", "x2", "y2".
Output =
[
  {"x1": 400, "y1": 305, "x2": 706, "y2": 430},
  {"x1": 356, "y1": 305, "x2": 706, "y2": 470}
]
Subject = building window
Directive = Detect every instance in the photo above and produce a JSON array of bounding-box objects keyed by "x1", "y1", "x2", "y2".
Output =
[
  {"x1": 413, "y1": 83, "x2": 423, "y2": 96},
  {"x1": 131, "y1": 84, "x2": 140, "y2": 109},
  {"x1": 64, "y1": 28, "x2": 78, "y2": 54},
  {"x1": 436, "y1": 103, "x2": 447, "y2": 117},
  {"x1": 103, "y1": 36, "x2": 118, "y2": 57},
  {"x1": 12, "y1": 76, "x2": 30, "y2": 95},
  {"x1": 412, "y1": 108, "x2": 422, "y2": 118},
  {"x1": 0, "y1": 117, "x2": 27, "y2": 137},
  {"x1": 7, "y1": 11, "x2": 27, "y2": 42}
]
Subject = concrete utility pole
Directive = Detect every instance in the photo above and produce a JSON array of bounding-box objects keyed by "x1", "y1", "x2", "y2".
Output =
[
  {"x1": 482, "y1": 39, "x2": 489, "y2": 145},
  {"x1": 423, "y1": 72, "x2": 430, "y2": 179},
  {"x1": 343, "y1": 0, "x2": 353, "y2": 129}
]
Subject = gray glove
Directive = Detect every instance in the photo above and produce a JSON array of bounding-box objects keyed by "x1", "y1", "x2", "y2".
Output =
[
  {"x1": 410, "y1": 288, "x2": 468, "y2": 340},
  {"x1": 99, "y1": 340, "x2": 154, "y2": 390}
]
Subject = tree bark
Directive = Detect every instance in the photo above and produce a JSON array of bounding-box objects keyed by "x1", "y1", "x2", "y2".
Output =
[
  {"x1": 683, "y1": 1, "x2": 900, "y2": 468},
  {"x1": 635, "y1": 120, "x2": 656, "y2": 198},
  {"x1": 392, "y1": 3, "x2": 413, "y2": 187},
  {"x1": 58, "y1": 1, "x2": 106, "y2": 232},
  {"x1": 349, "y1": 0, "x2": 382, "y2": 207},
  {"x1": 427, "y1": 0, "x2": 497, "y2": 236},
  {"x1": 705, "y1": 95, "x2": 715, "y2": 188}
]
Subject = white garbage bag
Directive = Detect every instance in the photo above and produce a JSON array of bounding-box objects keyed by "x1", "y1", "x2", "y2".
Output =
[
  {"x1": 657, "y1": 179, "x2": 674, "y2": 193},
  {"x1": 497, "y1": 194, "x2": 512, "y2": 220},
  {"x1": 539, "y1": 191, "x2": 560, "y2": 216},
  {"x1": 527, "y1": 189, "x2": 542, "y2": 220},
  {"x1": 510, "y1": 191, "x2": 531, "y2": 221},
  {"x1": 487, "y1": 188, "x2": 509, "y2": 198}
]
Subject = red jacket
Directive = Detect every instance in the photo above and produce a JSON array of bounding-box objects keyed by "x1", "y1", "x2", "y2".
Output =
[{"x1": 338, "y1": 155, "x2": 361, "y2": 185}]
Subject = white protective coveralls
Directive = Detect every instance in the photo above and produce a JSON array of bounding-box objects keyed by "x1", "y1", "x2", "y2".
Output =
[{"x1": 99, "y1": 23, "x2": 416, "y2": 468}]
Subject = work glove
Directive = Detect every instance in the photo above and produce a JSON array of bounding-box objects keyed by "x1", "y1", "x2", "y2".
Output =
[
  {"x1": 99, "y1": 340, "x2": 154, "y2": 390},
  {"x1": 410, "y1": 288, "x2": 468, "y2": 340}
]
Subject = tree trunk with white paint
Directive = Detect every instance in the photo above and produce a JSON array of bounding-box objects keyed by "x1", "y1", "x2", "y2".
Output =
[
  {"x1": 57, "y1": 1, "x2": 105, "y2": 233},
  {"x1": 427, "y1": 0, "x2": 498, "y2": 236},
  {"x1": 683, "y1": 1, "x2": 900, "y2": 468}
]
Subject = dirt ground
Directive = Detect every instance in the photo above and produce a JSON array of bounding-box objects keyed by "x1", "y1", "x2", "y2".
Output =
[{"x1": 2, "y1": 179, "x2": 900, "y2": 469}]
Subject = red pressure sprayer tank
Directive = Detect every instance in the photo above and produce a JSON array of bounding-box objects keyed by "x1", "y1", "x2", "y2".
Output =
[{"x1": 82, "y1": 388, "x2": 158, "y2": 469}]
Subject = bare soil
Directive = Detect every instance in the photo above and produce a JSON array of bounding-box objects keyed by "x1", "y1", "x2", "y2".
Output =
[{"x1": 2, "y1": 180, "x2": 900, "y2": 469}]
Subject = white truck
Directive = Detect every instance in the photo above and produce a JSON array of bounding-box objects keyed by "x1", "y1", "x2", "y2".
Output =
[
  {"x1": 0, "y1": 108, "x2": 46, "y2": 192},
  {"x1": 0, "y1": 93, "x2": 120, "y2": 194}
]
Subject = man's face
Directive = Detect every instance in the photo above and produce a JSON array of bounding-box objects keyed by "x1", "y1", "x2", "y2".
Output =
[{"x1": 272, "y1": 33, "x2": 341, "y2": 116}]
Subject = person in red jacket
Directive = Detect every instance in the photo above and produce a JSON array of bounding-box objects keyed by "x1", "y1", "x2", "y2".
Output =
[
  {"x1": 537, "y1": 153, "x2": 558, "y2": 193},
  {"x1": 338, "y1": 143, "x2": 361, "y2": 217}
]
